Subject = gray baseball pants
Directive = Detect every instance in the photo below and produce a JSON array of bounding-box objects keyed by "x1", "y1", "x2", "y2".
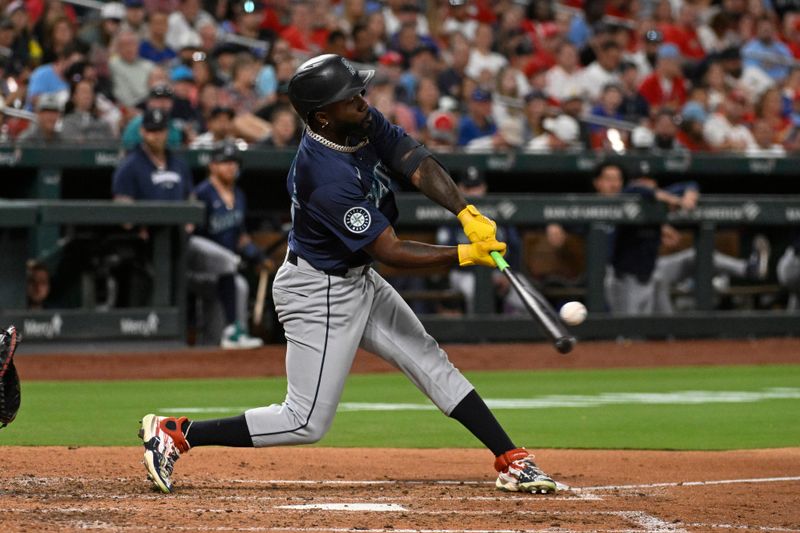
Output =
[
  {"x1": 778, "y1": 247, "x2": 800, "y2": 310},
  {"x1": 186, "y1": 236, "x2": 249, "y2": 341},
  {"x1": 244, "y1": 254, "x2": 474, "y2": 447}
]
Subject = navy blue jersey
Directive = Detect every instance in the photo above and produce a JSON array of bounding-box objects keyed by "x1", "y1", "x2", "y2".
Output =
[
  {"x1": 194, "y1": 179, "x2": 246, "y2": 252},
  {"x1": 287, "y1": 107, "x2": 406, "y2": 272},
  {"x1": 112, "y1": 145, "x2": 193, "y2": 201}
]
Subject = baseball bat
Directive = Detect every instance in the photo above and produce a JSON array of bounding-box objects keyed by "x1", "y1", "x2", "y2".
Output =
[
  {"x1": 253, "y1": 266, "x2": 269, "y2": 327},
  {"x1": 490, "y1": 251, "x2": 576, "y2": 354}
]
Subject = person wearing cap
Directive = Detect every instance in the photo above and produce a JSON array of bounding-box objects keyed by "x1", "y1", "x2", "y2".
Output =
[
  {"x1": 441, "y1": 0, "x2": 478, "y2": 41},
  {"x1": 625, "y1": 28, "x2": 662, "y2": 82},
  {"x1": 234, "y1": 0, "x2": 276, "y2": 47},
  {"x1": 139, "y1": 10, "x2": 176, "y2": 65},
  {"x1": 188, "y1": 141, "x2": 265, "y2": 349},
  {"x1": 424, "y1": 110, "x2": 458, "y2": 151},
  {"x1": 122, "y1": 84, "x2": 185, "y2": 149},
  {"x1": 110, "y1": 28, "x2": 155, "y2": 108},
  {"x1": 190, "y1": 106, "x2": 237, "y2": 149},
  {"x1": 113, "y1": 108, "x2": 193, "y2": 201},
  {"x1": 17, "y1": 93, "x2": 64, "y2": 144},
  {"x1": 121, "y1": 0, "x2": 147, "y2": 38},
  {"x1": 525, "y1": 113, "x2": 581, "y2": 152},
  {"x1": 457, "y1": 88, "x2": 496, "y2": 146},
  {"x1": 136, "y1": 54, "x2": 559, "y2": 499},
  {"x1": 637, "y1": 43, "x2": 687, "y2": 111},
  {"x1": 166, "y1": 0, "x2": 216, "y2": 53}
]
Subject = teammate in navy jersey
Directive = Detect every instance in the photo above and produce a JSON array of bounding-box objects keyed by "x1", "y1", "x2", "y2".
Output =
[
  {"x1": 139, "y1": 55, "x2": 558, "y2": 496},
  {"x1": 189, "y1": 142, "x2": 264, "y2": 349}
]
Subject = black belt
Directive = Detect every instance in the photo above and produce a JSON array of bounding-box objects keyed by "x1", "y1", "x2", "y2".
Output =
[{"x1": 287, "y1": 250, "x2": 365, "y2": 278}]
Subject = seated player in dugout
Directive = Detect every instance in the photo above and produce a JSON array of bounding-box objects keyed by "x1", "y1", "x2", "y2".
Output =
[
  {"x1": 546, "y1": 162, "x2": 770, "y2": 315},
  {"x1": 139, "y1": 54, "x2": 559, "y2": 496}
]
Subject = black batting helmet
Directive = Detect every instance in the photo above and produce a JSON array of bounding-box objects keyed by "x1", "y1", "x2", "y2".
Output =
[{"x1": 288, "y1": 54, "x2": 375, "y2": 122}]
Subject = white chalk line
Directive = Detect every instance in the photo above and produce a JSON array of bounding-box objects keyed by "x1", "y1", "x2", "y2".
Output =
[
  {"x1": 580, "y1": 475, "x2": 800, "y2": 492},
  {"x1": 160, "y1": 387, "x2": 800, "y2": 414},
  {"x1": 683, "y1": 523, "x2": 800, "y2": 532}
]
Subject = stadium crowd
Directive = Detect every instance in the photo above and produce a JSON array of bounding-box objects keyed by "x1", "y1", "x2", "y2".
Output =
[{"x1": 2, "y1": 0, "x2": 800, "y2": 155}]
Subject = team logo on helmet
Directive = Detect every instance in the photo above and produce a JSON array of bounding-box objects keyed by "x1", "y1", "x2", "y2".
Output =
[{"x1": 344, "y1": 207, "x2": 371, "y2": 234}]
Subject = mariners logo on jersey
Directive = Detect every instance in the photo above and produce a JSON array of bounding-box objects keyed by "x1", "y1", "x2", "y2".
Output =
[{"x1": 344, "y1": 207, "x2": 371, "y2": 233}]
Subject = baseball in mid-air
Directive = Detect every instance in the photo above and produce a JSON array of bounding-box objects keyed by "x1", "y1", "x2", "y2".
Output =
[{"x1": 559, "y1": 301, "x2": 587, "y2": 326}]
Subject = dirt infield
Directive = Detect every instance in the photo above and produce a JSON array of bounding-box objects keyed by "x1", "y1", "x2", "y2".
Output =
[
  {"x1": 1, "y1": 447, "x2": 799, "y2": 532},
  {"x1": 4, "y1": 338, "x2": 800, "y2": 531}
]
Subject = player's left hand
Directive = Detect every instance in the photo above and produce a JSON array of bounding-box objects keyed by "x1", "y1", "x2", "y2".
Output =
[{"x1": 457, "y1": 205, "x2": 497, "y2": 243}]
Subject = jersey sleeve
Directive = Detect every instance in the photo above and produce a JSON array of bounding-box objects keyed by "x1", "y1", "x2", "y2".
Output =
[
  {"x1": 366, "y1": 106, "x2": 410, "y2": 164},
  {"x1": 307, "y1": 179, "x2": 391, "y2": 253}
]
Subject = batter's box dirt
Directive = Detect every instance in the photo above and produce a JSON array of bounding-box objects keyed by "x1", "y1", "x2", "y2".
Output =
[{"x1": 1, "y1": 447, "x2": 799, "y2": 532}]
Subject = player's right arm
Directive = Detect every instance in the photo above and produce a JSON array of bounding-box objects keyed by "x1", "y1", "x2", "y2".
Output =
[{"x1": 365, "y1": 226, "x2": 506, "y2": 269}]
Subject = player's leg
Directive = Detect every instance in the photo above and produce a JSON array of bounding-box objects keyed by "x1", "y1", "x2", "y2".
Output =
[
  {"x1": 140, "y1": 263, "x2": 374, "y2": 493},
  {"x1": 358, "y1": 270, "x2": 557, "y2": 494}
]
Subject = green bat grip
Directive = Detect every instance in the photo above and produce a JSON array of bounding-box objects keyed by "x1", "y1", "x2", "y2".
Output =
[{"x1": 490, "y1": 251, "x2": 509, "y2": 271}]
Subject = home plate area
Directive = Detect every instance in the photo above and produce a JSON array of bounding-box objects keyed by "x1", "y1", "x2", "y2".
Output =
[{"x1": 1, "y1": 447, "x2": 798, "y2": 532}]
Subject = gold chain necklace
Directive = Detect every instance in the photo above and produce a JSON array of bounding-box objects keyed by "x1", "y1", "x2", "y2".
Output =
[{"x1": 305, "y1": 127, "x2": 369, "y2": 153}]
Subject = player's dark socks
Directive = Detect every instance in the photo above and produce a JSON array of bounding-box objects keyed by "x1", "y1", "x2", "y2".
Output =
[
  {"x1": 449, "y1": 389, "x2": 516, "y2": 457},
  {"x1": 182, "y1": 415, "x2": 254, "y2": 447},
  {"x1": 217, "y1": 274, "x2": 237, "y2": 324}
]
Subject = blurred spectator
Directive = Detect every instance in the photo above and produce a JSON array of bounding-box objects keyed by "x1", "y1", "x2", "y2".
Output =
[
  {"x1": 703, "y1": 90, "x2": 757, "y2": 151},
  {"x1": 703, "y1": 60, "x2": 733, "y2": 112},
  {"x1": 697, "y1": 11, "x2": 740, "y2": 55},
  {"x1": 525, "y1": 114, "x2": 581, "y2": 152},
  {"x1": 26, "y1": 42, "x2": 82, "y2": 110},
  {"x1": 258, "y1": 106, "x2": 299, "y2": 148},
  {"x1": 279, "y1": 1, "x2": 328, "y2": 54},
  {"x1": 441, "y1": 0, "x2": 478, "y2": 42},
  {"x1": 40, "y1": 16, "x2": 77, "y2": 65},
  {"x1": 383, "y1": 0, "x2": 429, "y2": 37},
  {"x1": 741, "y1": 17, "x2": 793, "y2": 82},
  {"x1": 457, "y1": 88, "x2": 495, "y2": 146},
  {"x1": 580, "y1": 40, "x2": 622, "y2": 102},
  {"x1": 390, "y1": 20, "x2": 436, "y2": 67},
  {"x1": 465, "y1": 116, "x2": 524, "y2": 152},
  {"x1": 64, "y1": 60, "x2": 120, "y2": 134},
  {"x1": 121, "y1": 0, "x2": 148, "y2": 38},
  {"x1": 397, "y1": 44, "x2": 438, "y2": 105},
  {"x1": 545, "y1": 42, "x2": 583, "y2": 103},
  {"x1": 225, "y1": 52, "x2": 272, "y2": 142},
  {"x1": 110, "y1": 29, "x2": 154, "y2": 108},
  {"x1": 122, "y1": 84, "x2": 184, "y2": 149},
  {"x1": 754, "y1": 87, "x2": 791, "y2": 143},
  {"x1": 659, "y1": 3, "x2": 706, "y2": 62},
  {"x1": 626, "y1": 29, "x2": 662, "y2": 82},
  {"x1": 650, "y1": 109, "x2": 687, "y2": 153},
  {"x1": 60, "y1": 78, "x2": 115, "y2": 143},
  {"x1": 139, "y1": 10, "x2": 176, "y2": 64},
  {"x1": 559, "y1": 92, "x2": 592, "y2": 149},
  {"x1": 589, "y1": 83, "x2": 624, "y2": 133},
  {"x1": 351, "y1": 22, "x2": 379, "y2": 64},
  {"x1": 17, "y1": 93, "x2": 64, "y2": 144},
  {"x1": 113, "y1": 108, "x2": 193, "y2": 201},
  {"x1": 324, "y1": 29, "x2": 348, "y2": 57},
  {"x1": 369, "y1": 74, "x2": 417, "y2": 135},
  {"x1": 617, "y1": 61, "x2": 650, "y2": 122},
  {"x1": 424, "y1": 110, "x2": 457, "y2": 151},
  {"x1": 465, "y1": 23, "x2": 507, "y2": 83},
  {"x1": 234, "y1": 0, "x2": 275, "y2": 45},
  {"x1": 436, "y1": 34, "x2": 469, "y2": 100},
  {"x1": 637, "y1": 44, "x2": 688, "y2": 112},
  {"x1": 746, "y1": 119, "x2": 787, "y2": 157},
  {"x1": 521, "y1": 89, "x2": 548, "y2": 142},
  {"x1": 410, "y1": 76, "x2": 440, "y2": 132},
  {"x1": 26, "y1": 261, "x2": 52, "y2": 310},
  {"x1": 6, "y1": 3, "x2": 39, "y2": 75},
  {"x1": 677, "y1": 102, "x2": 713, "y2": 152},
  {"x1": 190, "y1": 105, "x2": 236, "y2": 149},
  {"x1": 491, "y1": 65, "x2": 527, "y2": 125},
  {"x1": 166, "y1": 0, "x2": 216, "y2": 53}
]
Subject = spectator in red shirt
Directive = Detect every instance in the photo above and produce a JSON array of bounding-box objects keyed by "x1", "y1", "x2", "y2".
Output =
[
  {"x1": 638, "y1": 44, "x2": 687, "y2": 112},
  {"x1": 279, "y1": 2, "x2": 329, "y2": 54},
  {"x1": 659, "y1": 3, "x2": 706, "y2": 61}
]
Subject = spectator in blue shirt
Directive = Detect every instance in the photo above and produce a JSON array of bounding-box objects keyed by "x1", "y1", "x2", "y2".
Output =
[
  {"x1": 25, "y1": 43, "x2": 83, "y2": 110},
  {"x1": 457, "y1": 89, "x2": 496, "y2": 146},
  {"x1": 741, "y1": 17, "x2": 794, "y2": 81},
  {"x1": 138, "y1": 11, "x2": 176, "y2": 64}
]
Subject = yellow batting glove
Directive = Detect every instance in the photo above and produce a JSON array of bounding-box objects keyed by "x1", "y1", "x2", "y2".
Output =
[
  {"x1": 457, "y1": 205, "x2": 497, "y2": 243},
  {"x1": 457, "y1": 239, "x2": 507, "y2": 267}
]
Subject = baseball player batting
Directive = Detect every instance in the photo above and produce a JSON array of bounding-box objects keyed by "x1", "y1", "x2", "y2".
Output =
[{"x1": 139, "y1": 54, "x2": 557, "y2": 495}]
